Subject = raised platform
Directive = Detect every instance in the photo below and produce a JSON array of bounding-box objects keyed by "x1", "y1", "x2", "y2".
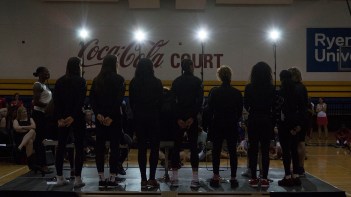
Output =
[{"x1": 0, "y1": 166, "x2": 346, "y2": 197}]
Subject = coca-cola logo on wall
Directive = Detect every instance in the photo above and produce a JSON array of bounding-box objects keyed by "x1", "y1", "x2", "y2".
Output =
[{"x1": 78, "y1": 39, "x2": 223, "y2": 69}]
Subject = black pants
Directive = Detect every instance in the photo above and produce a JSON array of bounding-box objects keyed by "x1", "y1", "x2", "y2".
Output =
[
  {"x1": 212, "y1": 121, "x2": 238, "y2": 177},
  {"x1": 247, "y1": 115, "x2": 272, "y2": 179},
  {"x1": 135, "y1": 112, "x2": 160, "y2": 181},
  {"x1": 278, "y1": 123, "x2": 299, "y2": 176},
  {"x1": 32, "y1": 110, "x2": 47, "y2": 166},
  {"x1": 95, "y1": 120, "x2": 122, "y2": 174},
  {"x1": 55, "y1": 118, "x2": 85, "y2": 176},
  {"x1": 171, "y1": 117, "x2": 199, "y2": 170}
]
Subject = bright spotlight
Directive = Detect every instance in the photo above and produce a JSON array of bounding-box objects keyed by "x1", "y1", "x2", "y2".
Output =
[
  {"x1": 269, "y1": 29, "x2": 281, "y2": 42},
  {"x1": 197, "y1": 29, "x2": 208, "y2": 42},
  {"x1": 134, "y1": 30, "x2": 146, "y2": 43},
  {"x1": 79, "y1": 28, "x2": 89, "y2": 40}
]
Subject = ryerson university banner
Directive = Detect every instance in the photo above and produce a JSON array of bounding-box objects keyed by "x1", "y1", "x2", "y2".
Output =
[{"x1": 307, "y1": 28, "x2": 351, "y2": 72}]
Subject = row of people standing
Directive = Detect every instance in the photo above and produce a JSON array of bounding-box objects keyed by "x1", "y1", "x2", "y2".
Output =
[{"x1": 31, "y1": 54, "x2": 308, "y2": 190}]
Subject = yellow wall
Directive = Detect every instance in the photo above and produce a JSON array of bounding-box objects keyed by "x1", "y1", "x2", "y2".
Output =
[{"x1": 0, "y1": 79, "x2": 350, "y2": 98}]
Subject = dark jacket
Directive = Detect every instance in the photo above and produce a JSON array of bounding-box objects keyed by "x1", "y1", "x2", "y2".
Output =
[
  {"x1": 53, "y1": 75, "x2": 86, "y2": 121},
  {"x1": 129, "y1": 76, "x2": 163, "y2": 114},
  {"x1": 276, "y1": 84, "x2": 307, "y2": 130},
  {"x1": 171, "y1": 72, "x2": 203, "y2": 120},
  {"x1": 208, "y1": 82, "x2": 243, "y2": 123},
  {"x1": 244, "y1": 83, "x2": 275, "y2": 119},
  {"x1": 90, "y1": 74, "x2": 125, "y2": 120},
  {"x1": 295, "y1": 82, "x2": 309, "y2": 122}
]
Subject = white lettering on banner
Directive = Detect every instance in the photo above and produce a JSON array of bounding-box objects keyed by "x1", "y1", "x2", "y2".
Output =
[
  {"x1": 315, "y1": 33, "x2": 351, "y2": 49},
  {"x1": 314, "y1": 33, "x2": 351, "y2": 62},
  {"x1": 314, "y1": 48, "x2": 351, "y2": 62}
]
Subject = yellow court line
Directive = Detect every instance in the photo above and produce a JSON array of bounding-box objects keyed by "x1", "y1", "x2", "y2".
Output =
[{"x1": 0, "y1": 166, "x2": 27, "y2": 180}]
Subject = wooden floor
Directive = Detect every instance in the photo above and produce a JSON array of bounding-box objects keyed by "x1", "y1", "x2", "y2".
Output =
[{"x1": 1, "y1": 139, "x2": 350, "y2": 196}]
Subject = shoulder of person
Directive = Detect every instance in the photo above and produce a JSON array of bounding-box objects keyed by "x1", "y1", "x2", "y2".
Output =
[{"x1": 33, "y1": 82, "x2": 43, "y2": 90}]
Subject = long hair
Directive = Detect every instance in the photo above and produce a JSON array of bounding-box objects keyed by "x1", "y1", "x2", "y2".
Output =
[
  {"x1": 93, "y1": 55, "x2": 118, "y2": 93},
  {"x1": 66, "y1": 57, "x2": 81, "y2": 77},
  {"x1": 249, "y1": 62, "x2": 273, "y2": 87},
  {"x1": 134, "y1": 58, "x2": 154, "y2": 81},
  {"x1": 279, "y1": 70, "x2": 294, "y2": 96},
  {"x1": 16, "y1": 106, "x2": 27, "y2": 121},
  {"x1": 288, "y1": 67, "x2": 302, "y2": 83}
]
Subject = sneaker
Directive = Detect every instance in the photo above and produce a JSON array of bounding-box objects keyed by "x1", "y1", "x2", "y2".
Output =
[
  {"x1": 70, "y1": 171, "x2": 75, "y2": 180},
  {"x1": 115, "y1": 176, "x2": 125, "y2": 183},
  {"x1": 248, "y1": 178, "x2": 259, "y2": 188},
  {"x1": 230, "y1": 179, "x2": 239, "y2": 188},
  {"x1": 56, "y1": 176, "x2": 69, "y2": 186},
  {"x1": 209, "y1": 178, "x2": 220, "y2": 187},
  {"x1": 260, "y1": 179, "x2": 270, "y2": 188},
  {"x1": 147, "y1": 179, "x2": 160, "y2": 188},
  {"x1": 74, "y1": 179, "x2": 86, "y2": 188},
  {"x1": 170, "y1": 179, "x2": 179, "y2": 187},
  {"x1": 241, "y1": 169, "x2": 251, "y2": 178},
  {"x1": 117, "y1": 165, "x2": 126, "y2": 176},
  {"x1": 99, "y1": 179, "x2": 107, "y2": 188},
  {"x1": 190, "y1": 180, "x2": 200, "y2": 188},
  {"x1": 298, "y1": 167, "x2": 305, "y2": 177},
  {"x1": 141, "y1": 180, "x2": 148, "y2": 189},
  {"x1": 278, "y1": 177, "x2": 294, "y2": 187},
  {"x1": 293, "y1": 177, "x2": 302, "y2": 186},
  {"x1": 107, "y1": 180, "x2": 119, "y2": 188}
]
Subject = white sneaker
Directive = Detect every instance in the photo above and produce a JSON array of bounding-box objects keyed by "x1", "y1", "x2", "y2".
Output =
[
  {"x1": 74, "y1": 178, "x2": 86, "y2": 188},
  {"x1": 56, "y1": 176, "x2": 69, "y2": 186}
]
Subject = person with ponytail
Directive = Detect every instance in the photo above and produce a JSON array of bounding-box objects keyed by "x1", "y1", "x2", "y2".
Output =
[
  {"x1": 129, "y1": 58, "x2": 163, "y2": 189},
  {"x1": 32, "y1": 66, "x2": 53, "y2": 174},
  {"x1": 53, "y1": 57, "x2": 87, "y2": 187},
  {"x1": 276, "y1": 70, "x2": 306, "y2": 187},
  {"x1": 170, "y1": 59, "x2": 203, "y2": 188},
  {"x1": 90, "y1": 55, "x2": 125, "y2": 188}
]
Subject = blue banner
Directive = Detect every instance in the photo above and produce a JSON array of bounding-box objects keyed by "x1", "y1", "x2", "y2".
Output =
[{"x1": 306, "y1": 28, "x2": 351, "y2": 72}]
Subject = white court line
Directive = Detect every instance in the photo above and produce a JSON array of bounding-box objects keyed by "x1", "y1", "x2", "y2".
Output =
[
  {"x1": 346, "y1": 192, "x2": 351, "y2": 197},
  {"x1": 0, "y1": 166, "x2": 27, "y2": 180}
]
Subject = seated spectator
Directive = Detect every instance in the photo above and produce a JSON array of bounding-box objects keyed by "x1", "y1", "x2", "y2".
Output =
[
  {"x1": 117, "y1": 132, "x2": 132, "y2": 175},
  {"x1": 0, "y1": 96, "x2": 7, "y2": 109},
  {"x1": 10, "y1": 93, "x2": 23, "y2": 109},
  {"x1": 12, "y1": 106, "x2": 39, "y2": 171},
  {"x1": 269, "y1": 126, "x2": 282, "y2": 160},
  {"x1": 84, "y1": 110, "x2": 96, "y2": 158},
  {"x1": 0, "y1": 107, "x2": 10, "y2": 144},
  {"x1": 335, "y1": 124, "x2": 351, "y2": 147}
]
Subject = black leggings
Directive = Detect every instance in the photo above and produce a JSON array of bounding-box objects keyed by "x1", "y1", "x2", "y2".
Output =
[
  {"x1": 135, "y1": 112, "x2": 160, "y2": 181},
  {"x1": 171, "y1": 117, "x2": 199, "y2": 170},
  {"x1": 55, "y1": 118, "x2": 85, "y2": 176},
  {"x1": 211, "y1": 122, "x2": 238, "y2": 177},
  {"x1": 32, "y1": 110, "x2": 47, "y2": 166},
  {"x1": 95, "y1": 120, "x2": 122, "y2": 174},
  {"x1": 247, "y1": 116, "x2": 272, "y2": 179},
  {"x1": 278, "y1": 123, "x2": 299, "y2": 176}
]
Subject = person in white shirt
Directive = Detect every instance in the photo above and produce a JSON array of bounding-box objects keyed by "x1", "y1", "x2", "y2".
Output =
[{"x1": 316, "y1": 97, "x2": 328, "y2": 139}]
